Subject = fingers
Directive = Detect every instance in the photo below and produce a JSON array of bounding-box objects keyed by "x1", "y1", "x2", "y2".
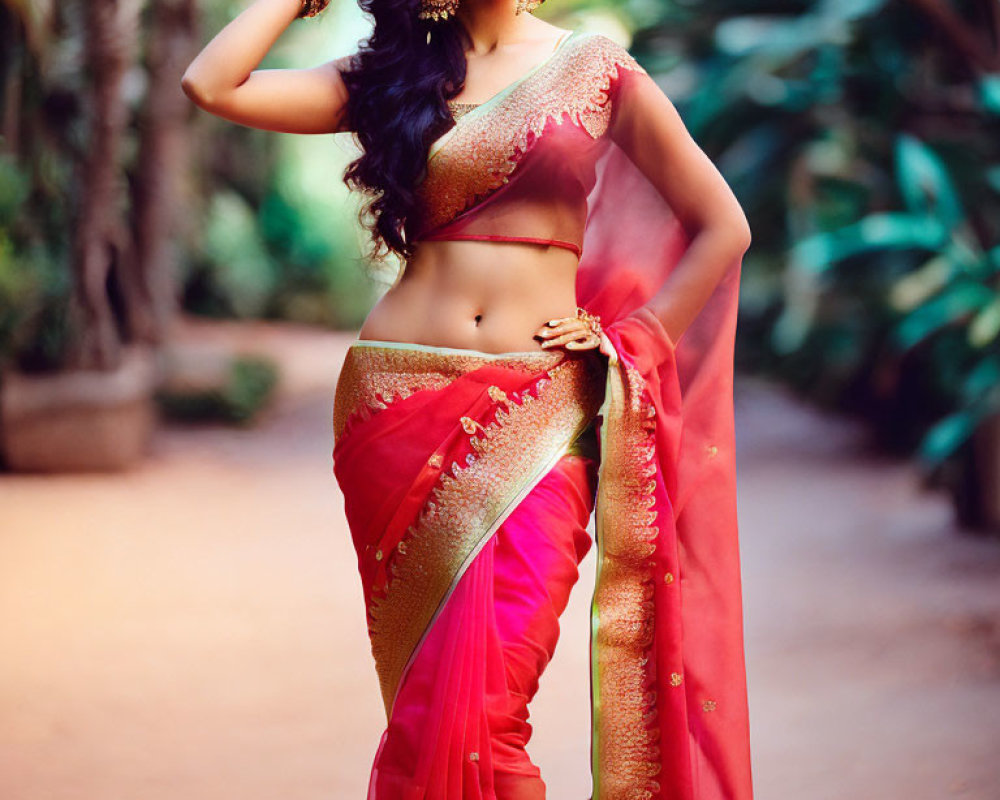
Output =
[
  {"x1": 541, "y1": 330, "x2": 597, "y2": 349},
  {"x1": 536, "y1": 318, "x2": 583, "y2": 337},
  {"x1": 536, "y1": 318, "x2": 586, "y2": 341},
  {"x1": 535, "y1": 316, "x2": 602, "y2": 351}
]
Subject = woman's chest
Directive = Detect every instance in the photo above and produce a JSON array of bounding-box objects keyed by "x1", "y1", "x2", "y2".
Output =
[{"x1": 416, "y1": 113, "x2": 605, "y2": 235}]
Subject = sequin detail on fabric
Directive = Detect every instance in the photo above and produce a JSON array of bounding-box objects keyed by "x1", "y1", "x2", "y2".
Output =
[
  {"x1": 448, "y1": 101, "x2": 481, "y2": 120},
  {"x1": 416, "y1": 34, "x2": 647, "y2": 234}
]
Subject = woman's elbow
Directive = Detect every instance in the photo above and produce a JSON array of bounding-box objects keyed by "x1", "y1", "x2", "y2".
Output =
[
  {"x1": 180, "y1": 67, "x2": 217, "y2": 109},
  {"x1": 698, "y1": 211, "x2": 751, "y2": 259},
  {"x1": 733, "y1": 213, "x2": 752, "y2": 254},
  {"x1": 719, "y1": 199, "x2": 752, "y2": 255}
]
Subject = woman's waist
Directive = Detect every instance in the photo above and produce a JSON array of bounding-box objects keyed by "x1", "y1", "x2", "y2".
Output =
[
  {"x1": 357, "y1": 300, "x2": 576, "y2": 354},
  {"x1": 361, "y1": 243, "x2": 581, "y2": 353}
]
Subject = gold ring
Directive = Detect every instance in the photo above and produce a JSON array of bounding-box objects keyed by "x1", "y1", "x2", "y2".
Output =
[{"x1": 576, "y1": 307, "x2": 602, "y2": 339}]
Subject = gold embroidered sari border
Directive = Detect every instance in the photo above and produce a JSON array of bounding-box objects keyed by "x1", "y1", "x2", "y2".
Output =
[
  {"x1": 332, "y1": 340, "x2": 564, "y2": 441},
  {"x1": 591, "y1": 348, "x2": 663, "y2": 799}
]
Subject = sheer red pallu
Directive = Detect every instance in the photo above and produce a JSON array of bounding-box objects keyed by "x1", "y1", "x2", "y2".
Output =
[{"x1": 332, "y1": 29, "x2": 753, "y2": 800}]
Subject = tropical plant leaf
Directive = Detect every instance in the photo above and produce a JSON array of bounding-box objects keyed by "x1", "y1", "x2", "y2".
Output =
[
  {"x1": 888, "y1": 254, "x2": 953, "y2": 312},
  {"x1": 986, "y1": 166, "x2": 1000, "y2": 193},
  {"x1": 978, "y1": 74, "x2": 1000, "y2": 115},
  {"x1": 893, "y1": 282, "x2": 995, "y2": 350},
  {"x1": 791, "y1": 212, "x2": 947, "y2": 274},
  {"x1": 894, "y1": 134, "x2": 965, "y2": 230},
  {"x1": 988, "y1": 245, "x2": 1000, "y2": 273},
  {"x1": 968, "y1": 297, "x2": 1000, "y2": 348},
  {"x1": 961, "y1": 355, "x2": 1000, "y2": 403},
  {"x1": 919, "y1": 410, "x2": 978, "y2": 465}
]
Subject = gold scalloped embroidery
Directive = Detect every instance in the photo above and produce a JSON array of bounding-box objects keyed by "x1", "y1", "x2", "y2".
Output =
[
  {"x1": 591, "y1": 355, "x2": 663, "y2": 799},
  {"x1": 332, "y1": 344, "x2": 564, "y2": 442},
  {"x1": 414, "y1": 34, "x2": 647, "y2": 234},
  {"x1": 343, "y1": 348, "x2": 604, "y2": 716}
]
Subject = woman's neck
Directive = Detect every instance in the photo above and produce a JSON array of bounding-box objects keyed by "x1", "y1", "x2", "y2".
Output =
[{"x1": 455, "y1": 0, "x2": 543, "y2": 55}]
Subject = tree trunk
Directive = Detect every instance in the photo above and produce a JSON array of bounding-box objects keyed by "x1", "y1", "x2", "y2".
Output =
[
  {"x1": 121, "y1": 0, "x2": 198, "y2": 345},
  {"x1": 70, "y1": 0, "x2": 140, "y2": 371}
]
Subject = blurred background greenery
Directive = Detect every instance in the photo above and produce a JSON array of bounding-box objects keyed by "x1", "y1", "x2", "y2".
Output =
[
  {"x1": 0, "y1": 0, "x2": 376, "y2": 380},
  {"x1": 1, "y1": 0, "x2": 999, "y2": 524}
]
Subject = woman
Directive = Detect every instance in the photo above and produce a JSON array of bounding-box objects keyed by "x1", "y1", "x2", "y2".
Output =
[{"x1": 183, "y1": 0, "x2": 754, "y2": 797}]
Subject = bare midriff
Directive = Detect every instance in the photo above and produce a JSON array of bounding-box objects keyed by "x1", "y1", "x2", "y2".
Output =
[{"x1": 357, "y1": 239, "x2": 580, "y2": 354}]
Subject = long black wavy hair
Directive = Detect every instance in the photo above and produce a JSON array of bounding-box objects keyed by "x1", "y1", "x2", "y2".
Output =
[{"x1": 340, "y1": 1, "x2": 470, "y2": 262}]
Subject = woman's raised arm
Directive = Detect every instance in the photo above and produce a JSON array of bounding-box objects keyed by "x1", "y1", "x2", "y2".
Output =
[{"x1": 181, "y1": 0, "x2": 351, "y2": 134}]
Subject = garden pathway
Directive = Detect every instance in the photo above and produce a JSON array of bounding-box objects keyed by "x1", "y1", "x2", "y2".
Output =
[{"x1": 1, "y1": 318, "x2": 998, "y2": 800}]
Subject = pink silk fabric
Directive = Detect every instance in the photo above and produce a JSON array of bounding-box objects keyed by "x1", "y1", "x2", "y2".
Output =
[
  {"x1": 333, "y1": 29, "x2": 752, "y2": 800},
  {"x1": 367, "y1": 452, "x2": 598, "y2": 800},
  {"x1": 579, "y1": 144, "x2": 751, "y2": 799},
  {"x1": 333, "y1": 347, "x2": 604, "y2": 799}
]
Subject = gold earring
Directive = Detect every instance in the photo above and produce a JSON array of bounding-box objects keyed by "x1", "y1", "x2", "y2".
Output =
[
  {"x1": 418, "y1": 0, "x2": 460, "y2": 21},
  {"x1": 515, "y1": 0, "x2": 544, "y2": 14}
]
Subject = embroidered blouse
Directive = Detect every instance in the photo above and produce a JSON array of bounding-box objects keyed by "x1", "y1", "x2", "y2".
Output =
[{"x1": 406, "y1": 29, "x2": 651, "y2": 259}]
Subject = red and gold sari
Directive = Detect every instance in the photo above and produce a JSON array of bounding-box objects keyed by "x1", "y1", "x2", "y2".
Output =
[{"x1": 332, "y1": 30, "x2": 753, "y2": 800}]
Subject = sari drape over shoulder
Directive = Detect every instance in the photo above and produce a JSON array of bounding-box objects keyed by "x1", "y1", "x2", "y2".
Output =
[{"x1": 333, "y1": 29, "x2": 752, "y2": 800}]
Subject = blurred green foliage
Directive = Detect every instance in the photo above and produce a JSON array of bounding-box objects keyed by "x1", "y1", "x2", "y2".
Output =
[
  {"x1": 0, "y1": 0, "x2": 377, "y2": 377},
  {"x1": 154, "y1": 353, "x2": 280, "y2": 425},
  {"x1": 0, "y1": 147, "x2": 76, "y2": 373},
  {"x1": 181, "y1": 0, "x2": 379, "y2": 328},
  {"x1": 0, "y1": 2, "x2": 81, "y2": 373}
]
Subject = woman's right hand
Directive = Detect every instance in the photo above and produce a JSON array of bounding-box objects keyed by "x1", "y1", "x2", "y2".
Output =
[{"x1": 181, "y1": 0, "x2": 352, "y2": 134}]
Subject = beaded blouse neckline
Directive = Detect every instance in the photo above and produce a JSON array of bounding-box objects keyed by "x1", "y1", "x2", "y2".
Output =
[
  {"x1": 447, "y1": 101, "x2": 481, "y2": 120},
  {"x1": 444, "y1": 29, "x2": 576, "y2": 123}
]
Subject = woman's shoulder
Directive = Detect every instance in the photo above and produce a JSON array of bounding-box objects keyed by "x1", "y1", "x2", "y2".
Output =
[
  {"x1": 513, "y1": 30, "x2": 648, "y2": 141},
  {"x1": 560, "y1": 30, "x2": 648, "y2": 76}
]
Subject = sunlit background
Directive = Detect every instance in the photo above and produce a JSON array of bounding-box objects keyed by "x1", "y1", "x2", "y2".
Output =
[{"x1": 1, "y1": 0, "x2": 999, "y2": 798}]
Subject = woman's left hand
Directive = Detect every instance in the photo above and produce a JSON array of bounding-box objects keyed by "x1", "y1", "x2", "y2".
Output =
[{"x1": 535, "y1": 316, "x2": 614, "y2": 358}]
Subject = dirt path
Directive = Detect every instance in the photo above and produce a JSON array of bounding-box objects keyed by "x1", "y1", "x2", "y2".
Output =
[{"x1": 1, "y1": 319, "x2": 998, "y2": 800}]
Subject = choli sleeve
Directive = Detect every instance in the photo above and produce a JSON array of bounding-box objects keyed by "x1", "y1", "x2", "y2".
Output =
[
  {"x1": 572, "y1": 34, "x2": 650, "y2": 141},
  {"x1": 605, "y1": 57, "x2": 679, "y2": 151}
]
